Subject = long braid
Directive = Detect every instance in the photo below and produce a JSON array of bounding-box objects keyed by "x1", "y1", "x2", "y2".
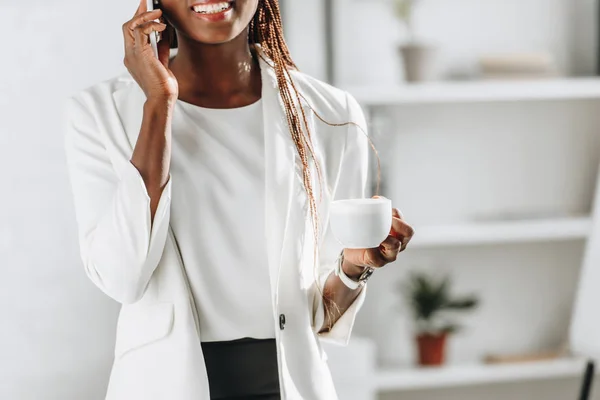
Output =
[{"x1": 249, "y1": 0, "x2": 341, "y2": 327}]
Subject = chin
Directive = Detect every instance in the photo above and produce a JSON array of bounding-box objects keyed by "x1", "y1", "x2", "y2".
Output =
[{"x1": 172, "y1": 0, "x2": 257, "y2": 45}]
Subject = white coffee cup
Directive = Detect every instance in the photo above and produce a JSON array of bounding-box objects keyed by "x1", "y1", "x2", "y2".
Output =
[{"x1": 329, "y1": 198, "x2": 392, "y2": 249}]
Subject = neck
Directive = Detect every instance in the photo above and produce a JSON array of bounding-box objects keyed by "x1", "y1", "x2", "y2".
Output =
[{"x1": 170, "y1": 29, "x2": 260, "y2": 102}]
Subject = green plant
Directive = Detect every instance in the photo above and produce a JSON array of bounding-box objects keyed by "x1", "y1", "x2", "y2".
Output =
[
  {"x1": 391, "y1": 0, "x2": 422, "y2": 40},
  {"x1": 400, "y1": 272, "x2": 479, "y2": 335}
]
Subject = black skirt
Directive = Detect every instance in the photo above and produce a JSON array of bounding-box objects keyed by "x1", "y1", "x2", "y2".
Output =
[{"x1": 201, "y1": 337, "x2": 281, "y2": 400}]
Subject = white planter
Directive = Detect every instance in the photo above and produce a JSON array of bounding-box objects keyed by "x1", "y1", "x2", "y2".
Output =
[{"x1": 399, "y1": 44, "x2": 438, "y2": 83}]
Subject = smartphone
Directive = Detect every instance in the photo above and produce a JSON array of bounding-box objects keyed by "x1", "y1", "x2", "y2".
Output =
[{"x1": 146, "y1": 0, "x2": 160, "y2": 57}]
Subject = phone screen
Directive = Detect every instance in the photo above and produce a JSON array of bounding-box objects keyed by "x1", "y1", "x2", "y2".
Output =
[{"x1": 146, "y1": 0, "x2": 159, "y2": 57}]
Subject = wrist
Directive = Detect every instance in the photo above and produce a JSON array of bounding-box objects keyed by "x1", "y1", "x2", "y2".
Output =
[
  {"x1": 341, "y1": 250, "x2": 366, "y2": 281},
  {"x1": 144, "y1": 95, "x2": 177, "y2": 111}
]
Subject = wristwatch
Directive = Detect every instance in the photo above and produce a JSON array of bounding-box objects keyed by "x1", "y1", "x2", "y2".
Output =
[{"x1": 334, "y1": 250, "x2": 375, "y2": 290}]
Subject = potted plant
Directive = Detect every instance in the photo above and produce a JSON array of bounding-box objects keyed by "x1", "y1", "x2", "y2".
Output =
[
  {"x1": 391, "y1": 0, "x2": 437, "y2": 82},
  {"x1": 401, "y1": 272, "x2": 479, "y2": 366}
]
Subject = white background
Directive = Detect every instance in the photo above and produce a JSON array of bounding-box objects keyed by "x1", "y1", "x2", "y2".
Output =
[
  {"x1": 1, "y1": 0, "x2": 598, "y2": 399},
  {"x1": 2, "y1": 2, "x2": 135, "y2": 399}
]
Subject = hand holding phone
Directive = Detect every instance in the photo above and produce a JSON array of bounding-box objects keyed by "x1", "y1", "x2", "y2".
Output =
[
  {"x1": 146, "y1": 0, "x2": 159, "y2": 58},
  {"x1": 123, "y1": 0, "x2": 179, "y2": 101}
]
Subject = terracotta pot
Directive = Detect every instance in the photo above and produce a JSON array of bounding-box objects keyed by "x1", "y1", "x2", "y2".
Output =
[{"x1": 416, "y1": 332, "x2": 447, "y2": 366}]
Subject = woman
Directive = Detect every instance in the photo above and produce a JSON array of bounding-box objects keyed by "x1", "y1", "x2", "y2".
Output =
[{"x1": 64, "y1": 0, "x2": 414, "y2": 399}]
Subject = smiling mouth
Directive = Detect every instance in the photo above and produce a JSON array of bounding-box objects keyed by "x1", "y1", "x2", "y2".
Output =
[{"x1": 191, "y1": 1, "x2": 233, "y2": 14}]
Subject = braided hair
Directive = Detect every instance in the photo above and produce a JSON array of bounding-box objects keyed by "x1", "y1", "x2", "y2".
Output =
[
  {"x1": 248, "y1": 0, "x2": 382, "y2": 329},
  {"x1": 249, "y1": 0, "x2": 324, "y2": 251}
]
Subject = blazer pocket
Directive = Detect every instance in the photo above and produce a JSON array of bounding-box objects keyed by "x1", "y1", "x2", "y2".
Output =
[{"x1": 114, "y1": 302, "x2": 174, "y2": 360}]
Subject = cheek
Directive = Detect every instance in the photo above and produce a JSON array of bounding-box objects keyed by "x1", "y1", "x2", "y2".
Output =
[
  {"x1": 158, "y1": 0, "x2": 181, "y2": 27},
  {"x1": 239, "y1": 0, "x2": 260, "y2": 24}
]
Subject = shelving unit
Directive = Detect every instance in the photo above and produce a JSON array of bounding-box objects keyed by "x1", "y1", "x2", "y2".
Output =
[
  {"x1": 325, "y1": 77, "x2": 600, "y2": 400},
  {"x1": 319, "y1": 2, "x2": 600, "y2": 399},
  {"x1": 375, "y1": 358, "x2": 588, "y2": 392},
  {"x1": 410, "y1": 217, "x2": 592, "y2": 248},
  {"x1": 344, "y1": 78, "x2": 600, "y2": 105}
]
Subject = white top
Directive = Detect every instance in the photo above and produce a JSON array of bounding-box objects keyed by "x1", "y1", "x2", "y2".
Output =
[
  {"x1": 169, "y1": 98, "x2": 274, "y2": 342},
  {"x1": 65, "y1": 62, "x2": 370, "y2": 399}
]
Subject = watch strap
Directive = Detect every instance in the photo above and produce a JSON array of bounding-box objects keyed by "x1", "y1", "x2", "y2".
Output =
[{"x1": 335, "y1": 250, "x2": 371, "y2": 290}]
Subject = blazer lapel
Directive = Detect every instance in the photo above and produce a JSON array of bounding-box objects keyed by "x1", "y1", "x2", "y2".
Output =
[{"x1": 258, "y1": 51, "x2": 301, "y2": 298}]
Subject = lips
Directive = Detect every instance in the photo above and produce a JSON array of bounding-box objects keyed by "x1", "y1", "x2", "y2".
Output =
[{"x1": 190, "y1": 1, "x2": 233, "y2": 14}]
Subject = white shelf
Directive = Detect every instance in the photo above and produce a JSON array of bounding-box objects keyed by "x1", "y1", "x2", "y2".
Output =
[
  {"x1": 409, "y1": 217, "x2": 591, "y2": 248},
  {"x1": 376, "y1": 358, "x2": 588, "y2": 392},
  {"x1": 345, "y1": 78, "x2": 600, "y2": 105}
]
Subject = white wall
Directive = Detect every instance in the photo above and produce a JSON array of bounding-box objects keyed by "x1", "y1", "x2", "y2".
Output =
[
  {"x1": 377, "y1": 100, "x2": 600, "y2": 225},
  {"x1": 2, "y1": 2, "x2": 137, "y2": 399},
  {"x1": 282, "y1": 0, "x2": 328, "y2": 80}
]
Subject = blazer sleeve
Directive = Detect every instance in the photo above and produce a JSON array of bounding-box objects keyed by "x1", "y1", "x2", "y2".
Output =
[
  {"x1": 310, "y1": 91, "x2": 370, "y2": 346},
  {"x1": 63, "y1": 94, "x2": 172, "y2": 304}
]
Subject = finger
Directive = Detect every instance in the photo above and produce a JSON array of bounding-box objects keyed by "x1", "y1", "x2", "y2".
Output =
[
  {"x1": 400, "y1": 224, "x2": 414, "y2": 251},
  {"x1": 392, "y1": 207, "x2": 404, "y2": 220},
  {"x1": 133, "y1": 21, "x2": 167, "y2": 49},
  {"x1": 130, "y1": 9, "x2": 162, "y2": 30},
  {"x1": 380, "y1": 235, "x2": 402, "y2": 251},
  {"x1": 132, "y1": 21, "x2": 166, "y2": 50},
  {"x1": 123, "y1": 9, "x2": 163, "y2": 43},
  {"x1": 390, "y1": 217, "x2": 412, "y2": 239},
  {"x1": 362, "y1": 249, "x2": 386, "y2": 268},
  {"x1": 344, "y1": 247, "x2": 385, "y2": 269},
  {"x1": 379, "y1": 235, "x2": 401, "y2": 262},
  {"x1": 134, "y1": 0, "x2": 147, "y2": 17},
  {"x1": 390, "y1": 218, "x2": 414, "y2": 250}
]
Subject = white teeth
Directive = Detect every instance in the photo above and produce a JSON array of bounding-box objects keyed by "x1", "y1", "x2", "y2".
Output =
[{"x1": 192, "y1": 2, "x2": 230, "y2": 14}]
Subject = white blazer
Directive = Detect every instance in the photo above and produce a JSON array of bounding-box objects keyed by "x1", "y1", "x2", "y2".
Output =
[{"x1": 63, "y1": 46, "x2": 370, "y2": 400}]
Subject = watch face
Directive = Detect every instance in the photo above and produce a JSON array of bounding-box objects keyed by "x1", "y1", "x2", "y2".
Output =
[{"x1": 359, "y1": 267, "x2": 375, "y2": 282}]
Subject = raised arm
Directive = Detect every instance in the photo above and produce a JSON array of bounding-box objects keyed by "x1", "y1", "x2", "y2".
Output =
[{"x1": 63, "y1": 3, "x2": 178, "y2": 304}]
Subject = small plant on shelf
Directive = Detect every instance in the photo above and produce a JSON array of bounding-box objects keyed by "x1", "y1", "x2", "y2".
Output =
[
  {"x1": 391, "y1": 0, "x2": 421, "y2": 43},
  {"x1": 400, "y1": 271, "x2": 479, "y2": 366},
  {"x1": 390, "y1": 0, "x2": 438, "y2": 82}
]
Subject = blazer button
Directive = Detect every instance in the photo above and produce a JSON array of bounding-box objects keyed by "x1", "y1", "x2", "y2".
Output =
[{"x1": 279, "y1": 314, "x2": 286, "y2": 330}]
